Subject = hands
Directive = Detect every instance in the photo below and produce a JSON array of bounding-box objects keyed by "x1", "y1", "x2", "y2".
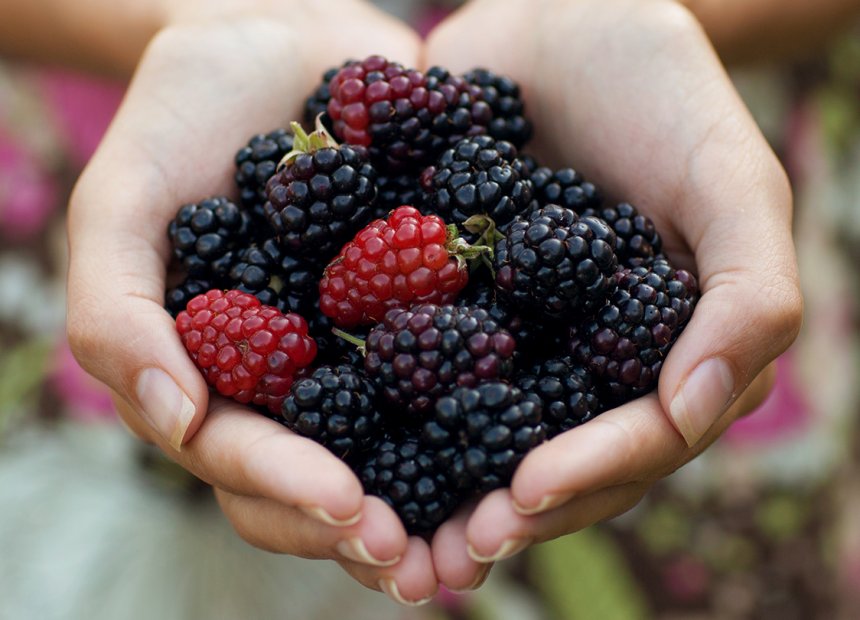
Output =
[
  {"x1": 66, "y1": 0, "x2": 802, "y2": 604},
  {"x1": 423, "y1": 0, "x2": 801, "y2": 590},
  {"x1": 67, "y1": 0, "x2": 440, "y2": 605}
]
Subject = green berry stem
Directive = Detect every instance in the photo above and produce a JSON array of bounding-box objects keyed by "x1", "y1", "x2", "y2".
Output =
[
  {"x1": 278, "y1": 117, "x2": 340, "y2": 169},
  {"x1": 331, "y1": 328, "x2": 367, "y2": 355}
]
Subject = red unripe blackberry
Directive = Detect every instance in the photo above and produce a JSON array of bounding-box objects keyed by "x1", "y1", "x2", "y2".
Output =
[
  {"x1": 176, "y1": 290, "x2": 317, "y2": 414},
  {"x1": 568, "y1": 259, "x2": 698, "y2": 405},
  {"x1": 420, "y1": 135, "x2": 534, "y2": 229},
  {"x1": 516, "y1": 356, "x2": 603, "y2": 438},
  {"x1": 167, "y1": 197, "x2": 252, "y2": 281},
  {"x1": 363, "y1": 304, "x2": 517, "y2": 419},
  {"x1": 357, "y1": 437, "x2": 459, "y2": 534},
  {"x1": 494, "y1": 205, "x2": 619, "y2": 320},
  {"x1": 319, "y1": 206, "x2": 478, "y2": 328},
  {"x1": 461, "y1": 68, "x2": 532, "y2": 149},
  {"x1": 264, "y1": 122, "x2": 377, "y2": 267},
  {"x1": 531, "y1": 167, "x2": 602, "y2": 213},
  {"x1": 281, "y1": 364, "x2": 382, "y2": 461},
  {"x1": 234, "y1": 128, "x2": 295, "y2": 235},
  {"x1": 423, "y1": 382, "x2": 545, "y2": 493},
  {"x1": 582, "y1": 202, "x2": 663, "y2": 267}
]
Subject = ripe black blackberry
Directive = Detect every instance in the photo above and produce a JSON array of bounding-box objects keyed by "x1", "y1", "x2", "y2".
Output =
[
  {"x1": 423, "y1": 382, "x2": 545, "y2": 493},
  {"x1": 494, "y1": 205, "x2": 619, "y2": 320},
  {"x1": 164, "y1": 278, "x2": 211, "y2": 318},
  {"x1": 264, "y1": 122, "x2": 377, "y2": 267},
  {"x1": 516, "y1": 356, "x2": 602, "y2": 438},
  {"x1": 531, "y1": 167, "x2": 602, "y2": 213},
  {"x1": 582, "y1": 202, "x2": 663, "y2": 267},
  {"x1": 281, "y1": 364, "x2": 382, "y2": 461},
  {"x1": 234, "y1": 129, "x2": 295, "y2": 233},
  {"x1": 167, "y1": 197, "x2": 252, "y2": 280},
  {"x1": 420, "y1": 135, "x2": 534, "y2": 229},
  {"x1": 357, "y1": 437, "x2": 459, "y2": 534},
  {"x1": 462, "y1": 68, "x2": 532, "y2": 149},
  {"x1": 568, "y1": 258, "x2": 699, "y2": 405},
  {"x1": 519, "y1": 153, "x2": 541, "y2": 178},
  {"x1": 424, "y1": 66, "x2": 492, "y2": 150},
  {"x1": 374, "y1": 172, "x2": 422, "y2": 218},
  {"x1": 363, "y1": 304, "x2": 517, "y2": 419}
]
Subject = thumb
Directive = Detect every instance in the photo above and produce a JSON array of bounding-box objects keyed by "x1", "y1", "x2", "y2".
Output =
[
  {"x1": 658, "y1": 172, "x2": 803, "y2": 447},
  {"x1": 67, "y1": 174, "x2": 209, "y2": 452}
]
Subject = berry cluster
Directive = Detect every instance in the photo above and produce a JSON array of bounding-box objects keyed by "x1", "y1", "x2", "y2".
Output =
[{"x1": 165, "y1": 55, "x2": 698, "y2": 535}]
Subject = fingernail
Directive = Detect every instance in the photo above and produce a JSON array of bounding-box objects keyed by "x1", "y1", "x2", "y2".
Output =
[
  {"x1": 669, "y1": 357, "x2": 734, "y2": 447},
  {"x1": 300, "y1": 505, "x2": 362, "y2": 528},
  {"x1": 378, "y1": 579, "x2": 434, "y2": 607},
  {"x1": 135, "y1": 368, "x2": 195, "y2": 452},
  {"x1": 513, "y1": 493, "x2": 560, "y2": 516},
  {"x1": 449, "y1": 564, "x2": 492, "y2": 593},
  {"x1": 336, "y1": 537, "x2": 400, "y2": 567},
  {"x1": 467, "y1": 537, "x2": 532, "y2": 563}
]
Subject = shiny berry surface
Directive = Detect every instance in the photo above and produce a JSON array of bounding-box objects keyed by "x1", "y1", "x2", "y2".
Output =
[
  {"x1": 319, "y1": 206, "x2": 469, "y2": 327},
  {"x1": 176, "y1": 289, "x2": 317, "y2": 413}
]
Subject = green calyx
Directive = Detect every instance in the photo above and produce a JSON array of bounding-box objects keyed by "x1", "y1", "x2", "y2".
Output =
[
  {"x1": 278, "y1": 115, "x2": 339, "y2": 170},
  {"x1": 463, "y1": 214, "x2": 505, "y2": 246},
  {"x1": 445, "y1": 223, "x2": 494, "y2": 273}
]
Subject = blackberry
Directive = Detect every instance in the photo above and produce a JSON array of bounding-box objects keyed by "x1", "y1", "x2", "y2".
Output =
[
  {"x1": 516, "y1": 356, "x2": 602, "y2": 438},
  {"x1": 462, "y1": 68, "x2": 532, "y2": 149},
  {"x1": 519, "y1": 153, "x2": 541, "y2": 178},
  {"x1": 568, "y1": 258, "x2": 699, "y2": 405},
  {"x1": 494, "y1": 205, "x2": 619, "y2": 320},
  {"x1": 167, "y1": 197, "x2": 252, "y2": 280},
  {"x1": 423, "y1": 382, "x2": 545, "y2": 493},
  {"x1": 531, "y1": 167, "x2": 602, "y2": 213},
  {"x1": 281, "y1": 365, "x2": 382, "y2": 461},
  {"x1": 374, "y1": 172, "x2": 421, "y2": 218},
  {"x1": 364, "y1": 304, "x2": 517, "y2": 419},
  {"x1": 582, "y1": 202, "x2": 663, "y2": 267},
  {"x1": 423, "y1": 66, "x2": 491, "y2": 151},
  {"x1": 357, "y1": 437, "x2": 459, "y2": 534},
  {"x1": 420, "y1": 135, "x2": 534, "y2": 229},
  {"x1": 165, "y1": 278, "x2": 212, "y2": 318},
  {"x1": 263, "y1": 122, "x2": 377, "y2": 267},
  {"x1": 234, "y1": 129, "x2": 295, "y2": 233}
]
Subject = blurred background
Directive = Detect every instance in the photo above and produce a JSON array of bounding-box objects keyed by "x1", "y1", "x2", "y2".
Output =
[{"x1": 1, "y1": 2, "x2": 859, "y2": 619}]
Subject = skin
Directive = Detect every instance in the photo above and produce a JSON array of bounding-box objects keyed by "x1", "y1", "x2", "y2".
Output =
[{"x1": 0, "y1": 0, "x2": 814, "y2": 605}]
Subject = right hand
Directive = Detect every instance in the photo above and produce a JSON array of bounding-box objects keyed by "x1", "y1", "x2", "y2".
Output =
[{"x1": 67, "y1": 1, "x2": 439, "y2": 605}]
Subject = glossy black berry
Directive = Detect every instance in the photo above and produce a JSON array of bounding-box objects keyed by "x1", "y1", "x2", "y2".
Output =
[
  {"x1": 165, "y1": 278, "x2": 212, "y2": 318},
  {"x1": 494, "y1": 205, "x2": 619, "y2": 320},
  {"x1": 582, "y1": 202, "x2": 663, "y2": 267},
  {"x1": 281, "y1": 365, "x2": 382, "y2": 461},
  {"x1": 462, "y1": 68, "x2": 532, "y2": 149},
  {"x1": 423, "y1": 382, "x2": 545, "y2": 493},
  {"x1": 531, "y1": 167, "x2": 602, "y2": 213},
  {"x1": 234, "y1": 129, "x2": 295, "y2": 235}
]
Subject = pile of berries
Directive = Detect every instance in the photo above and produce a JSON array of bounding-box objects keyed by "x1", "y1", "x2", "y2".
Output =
[{"x1": 167, "y1": 55, "x2": 699, "y2": 535}]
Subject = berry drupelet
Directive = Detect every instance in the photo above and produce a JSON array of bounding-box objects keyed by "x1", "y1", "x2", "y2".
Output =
[
  {"x1": 516, "y1": 356, "x2": 602, "y2": 438},
  {"x1": 281, "y1": 364, "x2": 382, "y2": 461},
  {"x1": 582, "y1": 202, "x2": 663, "y2": 267},
  {"x1": 374, "y1": 172, "x2": 422, "y2": 218},
  {"x1": 423, "y1": 382, "x2": 545, "y2": 493},
  {"x1": 357, "y1": 437, "x2": 458, "y2": 535},
  {"x1": 165, "y1": 278, "x2": 212, "y2": 318},
  {"x1": 234, "y1": 128, "x2": 295, "y2": 233},
  {"x1": 420, "y1": 135, "x2": 534, "y2": 229},
  {"x1": 167, "y1": 197, "x2": 252, "y2": 281},
  {"x1": 176, "y1": 290, "x2": 317, "y2": 414},
  {"x1": 494, "y1": 205, "x2": 619, "y2": 320},
  {"x1": 363, "y1": 304, "x2": 517, "y2": 419},
  {"x1": 264, "y1": 121, "x2": 377, "y2": 267},
  {"x1": 530, "y1": 167, "x2": 602, "y2": 213},
  {"x1": 319, "y1": 206, "x2": 481, "y2": 328},
  {"x1": 568, "y1": 258, "x2": 698, "y2": 405},
  {"x1": 461, "y1": 68, "x2": 532, "y2": 149}
]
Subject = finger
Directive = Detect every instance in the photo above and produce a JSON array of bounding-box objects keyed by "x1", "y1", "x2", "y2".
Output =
[
  {"x1": 339, "y1": 537, "x2": 439, "y2": 606},
  {"x1": 431, "y1": 501, "x2": 492, "y2": 592},
  {"x1": 466, "y1": 484, "x2": 648, "y2": 564},
  {"x1": 114, "y1": 395, "x2": 365, "y2": 525},
  {"x1": 215, "y1": 491, "x2": 406, "y2": 566},
  {"x1": 510, "y1": 367, "x2": 774, "y2": 515}
]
